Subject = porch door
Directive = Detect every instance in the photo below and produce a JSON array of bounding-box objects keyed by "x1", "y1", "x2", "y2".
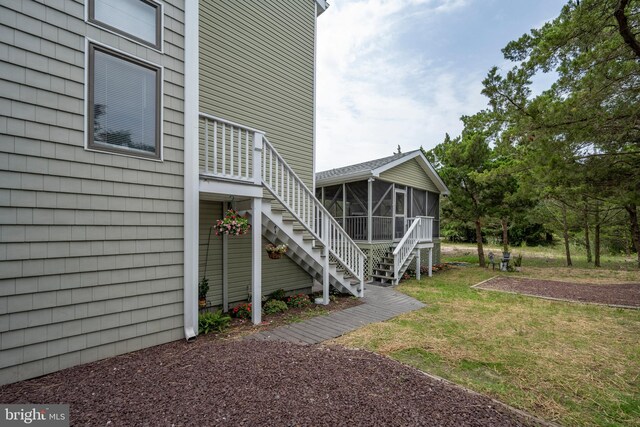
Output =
[{"x1": 394, "y1": 189, "x2": 406, "y2": 239}]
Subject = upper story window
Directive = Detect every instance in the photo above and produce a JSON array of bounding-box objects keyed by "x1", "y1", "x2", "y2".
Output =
[
  {"x1": 88, "y1": 43, "x2": 161, "y2": 159},
  {"x1": 89, "y1": 0, "x2": 161, "y2": 49}
]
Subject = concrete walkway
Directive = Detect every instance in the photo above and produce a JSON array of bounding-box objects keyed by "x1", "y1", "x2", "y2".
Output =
[{"x1": 248, "y1": 284, "x2": 425, "y2": 345}]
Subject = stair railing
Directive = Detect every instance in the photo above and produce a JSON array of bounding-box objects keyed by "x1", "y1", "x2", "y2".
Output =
[
  {"x1": 262, "y1": 137, "x2": 365, "y2": 283},
  {"x1": 393, "y1": 216, "x2": 433, "y2": 281}
]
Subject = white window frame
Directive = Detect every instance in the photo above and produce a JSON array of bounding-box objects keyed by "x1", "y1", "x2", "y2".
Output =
[
  {"x1": 84, "y1": 38, "x2": 164, "y2": 162},
  {"x1": 85, "y1": 0, "x2": 164, "y2": 53}
]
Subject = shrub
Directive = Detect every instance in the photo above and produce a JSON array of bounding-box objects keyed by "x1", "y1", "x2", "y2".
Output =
[
  {"x1": 286, "y1": 293, "x2": 311, "y2": 308},
  {"x1": 198, "y1": 310, "x2": 231, "y2": 334},
  {"x1": 231, "y1": 302, "x2": 252, "y2": 319},
  {"x1": 263, "y1": 299, "x2": 288, "y2": 315},
  {"x1": 268, "y1": 288, "x2": 287, "y2": 301}
]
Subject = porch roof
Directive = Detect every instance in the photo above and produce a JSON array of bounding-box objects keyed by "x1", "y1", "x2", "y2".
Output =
[{"x1": 316, "y1": 150, "x2": 450, "y2": 195}]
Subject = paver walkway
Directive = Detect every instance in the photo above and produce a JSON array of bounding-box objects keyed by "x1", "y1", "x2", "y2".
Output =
[{"x1": 248, "y1": 284, "x2": 425, "y2": 345}]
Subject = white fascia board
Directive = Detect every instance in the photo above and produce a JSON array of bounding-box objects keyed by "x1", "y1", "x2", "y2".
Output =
[
  {"x1": 199, "y1": 178, "x2": 264, "y2": 199},
  {"x1": 371, "y1": 151, "x2": 450, "y2": 195},
  {"x1": 315, "y1": 170, "x2": 373, "y2": 188},
  {"x1": 315, "y1": 0, "x2": 328, "y2": 16}
]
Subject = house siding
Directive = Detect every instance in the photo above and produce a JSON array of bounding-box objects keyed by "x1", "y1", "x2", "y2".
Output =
[
  {"x1": 199, "y1": 201, "x2": 312, "y2": 307},
  {"x1": 379, "y1": 159, "x2": 439, "y2": 193},
  {"x1": 198, "y1": 0, "x2": 315, "y2": 188},
  {"x1": 0, "y1": 0, "x2": 185, "y2": 385},
  {"x1": 198, "y1": 1, "x2": 317, "y2": 295}
]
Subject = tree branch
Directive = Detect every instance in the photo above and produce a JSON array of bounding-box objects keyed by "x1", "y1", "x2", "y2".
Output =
[{"x1": 614, "y1": 0, "x2": 640, "y2": 59}]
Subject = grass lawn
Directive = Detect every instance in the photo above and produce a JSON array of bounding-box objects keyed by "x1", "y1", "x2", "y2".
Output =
[{"x1": 333, "y1": 244, "x2": 640, "y2": 426}]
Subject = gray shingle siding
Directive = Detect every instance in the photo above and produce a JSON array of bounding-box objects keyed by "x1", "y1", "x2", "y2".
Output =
[{"x1": 0, "y1": 0, "x2": 185, "y2": 385}]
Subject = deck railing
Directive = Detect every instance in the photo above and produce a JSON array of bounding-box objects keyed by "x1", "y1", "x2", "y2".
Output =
[
  {"x1": 199, "y1": 113, "x2": 260, "y2": 183},
  {"x1": 341, "y1": 216, "x2": 394, "y2": 241},
  {"x1": 393, "y1": 216, "x2": 433, "y2": 281},
  {"x1": 261, "y1": 137, "x2": 365, "y2": 285}
]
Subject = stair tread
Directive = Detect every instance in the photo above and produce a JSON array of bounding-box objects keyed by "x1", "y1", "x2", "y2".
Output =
[{"x1": 371, "y1": 273, "x2": 395, "y2": 279}]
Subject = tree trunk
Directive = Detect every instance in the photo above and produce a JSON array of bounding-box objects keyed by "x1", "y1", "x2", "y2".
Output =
[
  {"x1": 562, "y1": 203, "x2": 572, "y2": 267},
  {"x1": 501, "y1": 218, "x2": 509, "y2": 252},
  {"x1": 625, "y1": 204, "x2": 640, "y2": 268},
  {"x1": 584, "y1": 202, "x2": 592, "y2": 263},
  {"x1": 594, "y1": 204, "x2": 601, "y2": 268},
  {"x1": 475, "y1": 219, "x2": 485, "y2": 268}
]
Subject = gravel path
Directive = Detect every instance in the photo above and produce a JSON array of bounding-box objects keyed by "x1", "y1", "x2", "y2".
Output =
[
  {"x1": 0, "y1": 339, "x2": 544, "y2": 426},
  {"x1": 476, "y1": 277, "x2": 640, "y2": 308}
]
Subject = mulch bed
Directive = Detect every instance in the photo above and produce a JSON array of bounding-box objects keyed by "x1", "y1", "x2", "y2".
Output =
[
  {"x1": 475, "y1": 277, "x2": 640, "y2": 308},
  {"x1": 0, "y1": 339, "x2": 544, "y2": 426}
]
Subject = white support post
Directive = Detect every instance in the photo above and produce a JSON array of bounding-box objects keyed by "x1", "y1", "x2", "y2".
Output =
[
  {"x1": 428, "y1": 248, "x2": 433, "y2": 277},
  {"x1": 251, "y1": 197, "x2": 262, "y2": 324},
  {"x1": 367, "y1": 178, "x2": 373, "y2": 243},
  {"x1": 253, "y1": 132, "x2": 263, "y2": 185},
  {"x1": 222, "y1": 233, "x2": 228, "y2": 312},
  {"x1": 358, "y1": 256, "x2": 364, "y2": 297},
  {"x1": 322, "y1": 214, "x2": 330, "y2": 305},
  {"x1": 183, "y1": 0, "x2": 199, "y2": 341},
  {"x1": 415, "y1": 249, "x2": 421, "y2": 280}
]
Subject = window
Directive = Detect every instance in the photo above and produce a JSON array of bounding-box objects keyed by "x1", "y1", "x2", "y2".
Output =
[
  {"x1": 88, "y1": 43, "x2": 161, "y2": 159},
  {"x1": 89, "y1": 0, "x2": 161, "y2": 49}
]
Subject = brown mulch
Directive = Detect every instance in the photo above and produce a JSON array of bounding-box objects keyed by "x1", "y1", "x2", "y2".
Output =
[
  {"x1": 476, "y1": 277, "x2": 640, "y2": 308},
  {"x1": 0, "y1": 340, "x2": 544, "y2": 426}
]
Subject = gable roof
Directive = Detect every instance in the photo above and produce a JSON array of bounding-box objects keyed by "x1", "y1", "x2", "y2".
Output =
[{"x1": 316, "y1": 150, "x2": 450, "y2": 195}]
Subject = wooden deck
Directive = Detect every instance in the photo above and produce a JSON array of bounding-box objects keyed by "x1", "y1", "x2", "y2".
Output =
[{"x1": 248, "y1": 285, "x2": 425, "y2": 345}]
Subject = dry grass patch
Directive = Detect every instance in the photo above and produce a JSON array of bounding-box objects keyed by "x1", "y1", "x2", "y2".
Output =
[{"x1": 335, "y1": 266, "x2": 640, "y2": 426}]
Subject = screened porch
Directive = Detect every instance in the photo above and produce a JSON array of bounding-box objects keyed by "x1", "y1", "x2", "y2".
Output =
[{"x1": 315, "y1": 179, "x2": 440, "y2": 243}]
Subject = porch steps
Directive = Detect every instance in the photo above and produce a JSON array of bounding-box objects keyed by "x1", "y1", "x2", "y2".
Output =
[
  {"x1": 261, "y1": 199, "x2": 361, "y2": 297},
  {"x1": 369, "y1": 249, "x2": 416, "y2": 286}
]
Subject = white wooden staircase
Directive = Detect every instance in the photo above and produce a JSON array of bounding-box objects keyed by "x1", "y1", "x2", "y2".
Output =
[
  {"x1": 261, "y1": 200, "x2": 362, "y2": 296},
  {"x1": 199, "y1": 113, "x2": 365, "y2": 302},
  {"x1": 370, "y1": 217, "x2": 434, "y2": 286}
]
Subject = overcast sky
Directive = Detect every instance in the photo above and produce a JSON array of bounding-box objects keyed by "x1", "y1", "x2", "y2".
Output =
[{"x1": 315, "y1": 0, "x2": 566, "y2": 172}]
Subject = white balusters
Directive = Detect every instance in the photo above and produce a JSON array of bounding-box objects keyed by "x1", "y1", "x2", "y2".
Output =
[
  {"x1": 199, "y1": 113, "x2": 259, "y2": 182},
  {"x1": 261, "y1": 137, "x2": 364, "y2": 281}
]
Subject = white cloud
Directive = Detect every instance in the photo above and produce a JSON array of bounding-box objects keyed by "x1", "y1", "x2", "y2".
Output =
[{"x1": 316, "y1": 0, "x2": 486, "y2": 171}]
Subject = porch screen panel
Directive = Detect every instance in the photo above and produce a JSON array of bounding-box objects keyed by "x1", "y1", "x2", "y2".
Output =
[
  {"x1": 427, "y1": 191, "x2": 440, "y2": 238},
  {"x1": 371, "y1": 181, "x2": 393, "y2": 240},
  {"x1": 412, "y1": 189, "x2": 426, "y2": 217},
  {"x1": 323, "y1": 184, "x2": 343, "y2": 225},
  {"x1": 345, "y1": 181, "x2": 368, "y2": 240}
]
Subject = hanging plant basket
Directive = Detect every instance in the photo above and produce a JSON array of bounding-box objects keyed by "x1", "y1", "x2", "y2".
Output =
[
  {"x1": 214, "y1": 209, "x2": 251, "y2": 236},
  {"x1": 265, "y1": 243, "x2": 287, "y2": 260}
]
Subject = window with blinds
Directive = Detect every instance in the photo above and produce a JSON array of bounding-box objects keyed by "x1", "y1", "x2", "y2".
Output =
[
  {"x1": 89, "y1": 0, "x2": 161, "y2": 49},
  {"x1": 88, "y1": 43, "x2": 161, "y2": 159}
]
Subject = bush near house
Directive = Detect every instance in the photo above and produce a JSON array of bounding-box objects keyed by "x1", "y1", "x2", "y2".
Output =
[
  {"x1": 198, "y1": 310, "x2": 231, "y2": 334},
  {"x1": 231, "y1": 302, "x2": 252, "y2": 320},
  {"x1": 263, "y1": 299, "x2": 288, "y2": 315},
  {"x1": 267, "y1": 288, "x2": 287, "y2": 302},
  {"x1": 286, "y1": 294, "x2": 311, "y2": 308}
]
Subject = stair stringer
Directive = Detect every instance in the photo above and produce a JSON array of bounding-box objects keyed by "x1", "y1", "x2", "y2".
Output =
[{"x1": 261, "y1": 200, "x2": 361, "y2": 297}]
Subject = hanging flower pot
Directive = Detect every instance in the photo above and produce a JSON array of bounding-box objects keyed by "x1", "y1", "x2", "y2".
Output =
[
  {"x1": 265, "y1": 243, "x2": 287, "y2": 260},
  {"x1": 214, "y1": 209, "x2": 251, "y2": 236}
]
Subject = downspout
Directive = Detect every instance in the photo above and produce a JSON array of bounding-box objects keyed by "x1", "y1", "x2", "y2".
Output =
[{"x1": 183, "y1": 0, "x2": 199, "y2": 341}]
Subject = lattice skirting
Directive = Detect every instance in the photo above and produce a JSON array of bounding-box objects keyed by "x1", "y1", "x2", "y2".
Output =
[{"x1": 358, "y1": 243, "x2": 392, "y2": 280}]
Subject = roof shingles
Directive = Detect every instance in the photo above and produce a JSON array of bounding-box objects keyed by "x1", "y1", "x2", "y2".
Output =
[{"x1": 316, "y1": 150, "x2": 419, "y2": 182}]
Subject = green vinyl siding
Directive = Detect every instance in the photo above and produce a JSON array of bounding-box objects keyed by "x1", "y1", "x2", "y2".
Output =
[
  {"x1": 379, "y1": 159, "x2": 440, "y2": 193},
  {"x1": 199, "y1": 201, "x2": 224, "y2": 306},
  {"x1": 199, "y1": 0, "x2": 316, "y2": 188},
  {"x1": 199, "y1": 202, "x2": 313, "y2": 307}
]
